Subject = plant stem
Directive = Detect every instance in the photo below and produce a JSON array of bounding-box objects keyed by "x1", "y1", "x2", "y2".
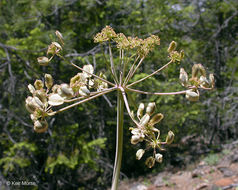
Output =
[
  {"x1": 111, "y1": 89, "x2": 124, "y2": 190},
  {"x1": 49, "y1": 87, "x2": 116, "y2": 115},
  {"x1": 109, "y1": 43, "x2": 119, "y2": 84},
  {"x1": 126, "y1": 87, "x2": 187, "y2": 95},
  {"x1": 58, "y1": 54, "x2": 115, "y2": 87},
  {"x1": 127, "y1": 60, "x2": 173, "y2": 87}
]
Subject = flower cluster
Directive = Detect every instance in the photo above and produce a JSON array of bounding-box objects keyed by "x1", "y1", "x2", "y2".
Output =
[
  {"x1": 130, "y1": 102, "x2": 174, "y2": 168},
  {"x1": 94, "y1": 26, "x2": 160, "y2": 57},
  {"x1": 94, "y1": 25, "x2": 117, "y2": 43},
  {"x1": 179, "y1": 64, "x2": 215, "y2": 101}
]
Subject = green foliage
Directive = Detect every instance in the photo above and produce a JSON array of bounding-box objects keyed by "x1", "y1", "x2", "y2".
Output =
[
  {"x1": 204, "y1": 154, "x2": 220, "y2": 166},
  {"x1": 0, "y1": 142, "x2": 37, "y2": 175}
]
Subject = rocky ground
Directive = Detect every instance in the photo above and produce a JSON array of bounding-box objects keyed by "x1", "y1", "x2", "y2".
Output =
[{"x1": 118, "y1": 140, "x2": 238, "y2": 190}]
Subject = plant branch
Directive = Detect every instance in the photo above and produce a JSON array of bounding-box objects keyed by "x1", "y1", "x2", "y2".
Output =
[
  {"x1": 119, "y1": 87, "x2": 140, "y2": 127},
  {"x1": 101, "y1": 44, "x2": 118, "y2": 84},
  {"x1": 109, "y1": 43, "x2": 119, "y2": 84},
  {"x1": 64, "y1": 88, "x2": 112, "y2": 103},
  {"x1": 123, "y1": 55, "x2": 140, "y2": 86},
  {"x1": 49, "y1": 87, "x2": 117, "y2": 115},
  {"x1": 122, "y1": 53, "x2": 136, "y2": 83},
  {"x1": 127, "y1": 59, "x2": 173, "y2": 87},
  {"x1": 58, "y1": 55, "x2": 115, "y2": 87},
  {"x1": 126, "y1": 87, "x2": 187, "y2": 95},
  {"x1": 124, "y1": 56, "x2": 145, "y2": 85}
]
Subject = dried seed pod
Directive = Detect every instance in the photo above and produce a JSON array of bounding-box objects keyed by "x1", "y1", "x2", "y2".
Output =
[
  {"x1": 47, "y1": 42, "x2": 62, "y2": 55},
  {"x1": 25, "y1": 96, "x2": 36, "y2": 113},
  {"x1": 60, "y1": 84, "x2": 74, "y2": 98},
  {"x1": 37, "y1": 56, "x2": 49, "y2": 66},
  {"x1": 137, "y1": 103, "x2": 145, "y2": 119},
  {"x1": 34, "y1": 80, "x2": 44, "y2": 90},
  {"x1": 209, "y1": 74, "x2": 215, "y2": 88},
  {"x1": 166, "y1": 130, "x2": 175, "y2": 145},
  {"x1": 139, "y1": 114, "x2": 150, "y2": 127},
  {"x1": 28, "y1": 84, "x2": 35, "y2": 94},
  {"x1": 185, "y1": 89, "x2": 199, "y2": 102},
  {"x1": 48, "y1": 94, "x2": 64, "y2": 106},
  {"x1": 180, "y1": 50, "x2": 184, "y2": 60},
  {"x1": 168, "y1": 41, "x2": 176, "y2": 52},
  {"x1": 45, "y1": 74, "x2": 53, "y2": 89},
  {"x1": 34, "y1": 120, "x2": 48, "y2": 133},
  {"x1": 145, "y1": 156, "x2": 155, "y2": 168},
  {"x1": 136, "y1": 149, "x2": 145, "y2": 160},
  {"x1": 51, "y1": 84, "x2": 60, "y2": 93},
  {"x1": 131, "y1": 135, "x2": 142, "y2": 145},
  {"x1": 30, "y1": 114, "x2": 37, "y2": 122},
  {"x1": 146, "y1": 102, "x2": 156, "y2": 116},
  {"x1": 35, "y1": 90, "x2": 47, "y2": 105},
  {"x1": 78, "y1": 86, "x2": 90, "y2": 96},
  {"x1": 179, "y1": 68, "x2": 188, "y2": 87},
  {"x1": 199, "y1": 76, "x2": 210, "y2": 88},
  {"x1": 83, "y1": 64, "x2": 94, "y2": 78},
  {"x1": 197, "y1": 64, "x2": 206, "y2": 77},
  {"x1": 155, "y1": 153, "x2": 163, "y2": 163},
  {"x1": 32, "y1": 96, "x2": 44, "y2": 109},
  {"x1": 192, "y1": 64, "x2": 199, "y2": 78},
  {"x1": 55, "y1": 30, "x2": 64, "y2": 45},
  {"x1": 149, "y1": 113, "x2": 164, "y2": 126}
]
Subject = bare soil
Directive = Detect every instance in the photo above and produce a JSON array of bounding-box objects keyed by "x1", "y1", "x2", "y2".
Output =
[{"x1": 118, "y1": 141, "x2": 238, "y2": 190}]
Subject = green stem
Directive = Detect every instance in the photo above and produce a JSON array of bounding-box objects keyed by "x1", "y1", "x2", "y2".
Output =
[{"x1": 111, "y1": 90, "x2": 124, "y2": 190}]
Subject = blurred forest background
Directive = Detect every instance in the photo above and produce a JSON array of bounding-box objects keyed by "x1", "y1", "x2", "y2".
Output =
[{"x1": 0, "y1": 0, "x2": 238, "y2": 189}]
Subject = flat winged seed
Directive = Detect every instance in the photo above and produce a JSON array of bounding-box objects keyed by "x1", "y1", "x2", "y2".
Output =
[
  {"x1": 78, "y1": 86, "x2": 90, "y2": 96},
  {"x1": 145, "y1": 156, "x2": 155, "y2": 168},
  {"x1": 149, "y1": 113, "x2": 164, "y2": 126},
  {"x1": 137, "y1": 103, "x2": 145, "y2": 119},
  {"x1": 52, "y1": 42, "x2": 62, "y2": 50},
  {"x1": 55, "y1": 30, "x2": 64, "y2": 45},
  {"x1": 185, "y1": 89, "x2": 199, "y2": 102},
  {"x1": 33, "y1": 96, "x2": 44, "y2": 108},
  {"x1": 139, "y1": 114, "x2": 150, "y2": 126},
  {"x1": 209, "y1": 74, "x2": 215, "y2": 88},
  {"x1": 34, "y1": 120, "x2": 48, "y2": 133},
  {"x1": 48, "y1": 94, "x2": 64, "y2": 106},
  {"x1": 168, "y1": 41, "x2": 177, "y2": 52},
  {"x1": 192, "y1": 64, "x2": 199, "y2": 78},
  {"x1": 131, "y1": 135, "x2": 141, "y2": 145},
  {"x1": 83, "y1": 64, "x2": 94, "y2": 78},
  {"x1": 179, "y1": 68, "x2": 188, "y2": 86},
  {"x1": 166, "y1": 131, "x2": 175, "y2": 145},
  {"x1": 60, "y1": 84, "x2": 74, "y2": 98},
  {"x1": 131, "y1": 128, "x2": 140, "y2": 135},
  {"x1": 199, "y1": 76, "x2": 210, "y2": 88},
  {"x1": 146, "y1": 102, "x2": 156, "y2": 116},
  {"x1": 37, "y1": 56, "x2": 49, "y2": 66},
  {"x1": 25, "y1": 97, "x2": 36, "y2": 113},
  {"x1": 136, "y1": 149, "x2": 145, "y2": 160},
  {"x1": 45, "y1": 74, "x2": 53, "y2": 89},
  {"x1": 155, "y1": 153, "x2": 163, "y2": 163},
  {"x1": 198, "y1": 64, "x2": 206, "y2": 77},
  {"x1": 28, "y1": 84, "x2": 35, "y2": 94}
]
